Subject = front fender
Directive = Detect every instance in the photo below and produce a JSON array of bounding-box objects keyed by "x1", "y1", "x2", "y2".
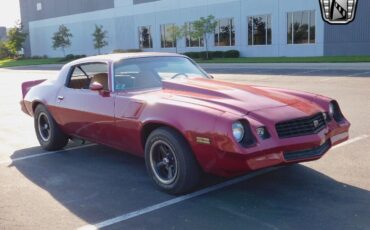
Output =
[{"x1": 140, "y1": 100, "x2": 224, "y2": 144}]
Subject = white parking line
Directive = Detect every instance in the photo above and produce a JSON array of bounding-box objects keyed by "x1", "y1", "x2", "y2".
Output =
[
  {"x1": 77, "y1": 167, "x2": 281, "y2": 230},
  {"x1": 332, "y1": 135, "x2": 369, "y2": 150},
  {"x1": 0, "y1": 144, "x2": 97, "y2": 165},
  {"x1": 76, "y1": 134, "x2": 369, "y2": 230}
]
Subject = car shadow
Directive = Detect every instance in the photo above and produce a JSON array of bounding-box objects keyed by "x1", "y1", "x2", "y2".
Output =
[{"x1": 9, "y1": 144, "x2": 370, "y2": 229}]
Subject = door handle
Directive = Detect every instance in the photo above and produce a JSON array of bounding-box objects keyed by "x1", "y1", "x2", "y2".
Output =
[{"x1": 57, "y1": 96, "x2": 64, "y2": 101}]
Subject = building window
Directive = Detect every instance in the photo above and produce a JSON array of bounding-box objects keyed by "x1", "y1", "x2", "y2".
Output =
[
  {"x1": 160, "y1": 24, "x2": 176, "y2": 48},
  {"x1": 215, "y1": 18, "x2": 235, "y2": 46},
  {"x1": 185, "y1": 22, "x2": 204, "y2": 48},
  {"x1": 287, "y1": 11, "x2": 315, "y2": 44},
  {"x1": 248, "y1": 15, "x2": 271, "y2": 46},
  {"x1": 36, "y1": 2, "x2": 42, "y2": 11},
  {"x1": 138, "y1": 26, "x2": 153, "y2": 49}
]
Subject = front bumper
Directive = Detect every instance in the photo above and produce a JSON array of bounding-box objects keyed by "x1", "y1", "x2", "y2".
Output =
[{"x1": 195, "y1": 119, "x2": 350, "y2": 177}]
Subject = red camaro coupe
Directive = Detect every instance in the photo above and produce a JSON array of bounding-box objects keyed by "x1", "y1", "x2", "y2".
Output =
[{"x1": 21, "y1": 53, "x2": 350, "y2": 194}]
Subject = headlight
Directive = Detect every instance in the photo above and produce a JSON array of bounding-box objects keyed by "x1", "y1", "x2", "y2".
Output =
[{"x1": 232, "y1": 121, "x2": 244, "y2": 143}]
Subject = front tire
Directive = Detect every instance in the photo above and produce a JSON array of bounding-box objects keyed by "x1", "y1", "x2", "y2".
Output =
[
  {"x1": 34, "y1": 104, "x2": 69, "y2": 151},
  {"x1": 145, "y1": 127, "x2": 202, "y2": 195}
]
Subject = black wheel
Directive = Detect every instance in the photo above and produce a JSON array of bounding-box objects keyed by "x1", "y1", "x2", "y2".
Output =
[
  {"x1": 34, "y1": 104, "x2": 69, "y2": 151},
  {"x1": 145, "y1": 127, "x2": 202, "y2": 195}
]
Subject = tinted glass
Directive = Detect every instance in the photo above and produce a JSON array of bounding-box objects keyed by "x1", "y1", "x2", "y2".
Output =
[
  {"x1": 138, "y1": 26, "x2": 152, "y2": 48},
  {"x1": 248, "y1": 15, "x2": 272, "y2": 45},
  {"x1": 114, "y1": 57, "x2": 208, "y2": 91},
  {"x1": 160, "y1": 24, "x2": 176, "y2": 48},
  {"x1": 287, "y1": 13, "x2": 293, "y2": 44},
  {"x1": 293, "y1": 11, "x2": 309, "y2": 44},
  {"x1": 310, "y1": 11, "x2": 316, "y2": 43},
  {"x1": 267, "y1": 15, "x2": 272, "y2": 45},
  {"x1": 248, "y1": 17, "x2": 253, "y2": 45},
  {"x1": 255, "y1": 16, "x2": 266, "y2": 45},
  {"x1": 186, "y1": 22, "x2": 204, "y2": 47},
  {"x1": 287, "y1": 11, "x2": 315, "y2": 44},
  {"x1": 67, "y1": 63, "x2": 108, "y2": 89},
  {"x1": 230, "y1": 19, "x2": 235, "y2": 46},
  {"x1": 215, "y1": 18, "x2": 234, "y2": 46}
]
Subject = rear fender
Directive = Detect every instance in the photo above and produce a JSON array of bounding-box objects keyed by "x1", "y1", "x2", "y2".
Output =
[
  {"x1": 21, "y1": 79, "x2": 46, "y2": 99},
  {"x1": 20, "y1": 79, "x2": 47, "y2": 116}
]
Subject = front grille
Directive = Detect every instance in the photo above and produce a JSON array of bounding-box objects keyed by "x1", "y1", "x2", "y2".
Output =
[
  {"x1": 276, "y1": 113, "x2": 326, "y2": 138},
  {"x1": 284, "y1": 140, "x2": 331, "y2": 161}
]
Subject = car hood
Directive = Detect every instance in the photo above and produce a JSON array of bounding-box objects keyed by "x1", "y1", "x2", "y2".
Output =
[{"x1": 159, "y1": 78, "x2": 321, "y2": 118}]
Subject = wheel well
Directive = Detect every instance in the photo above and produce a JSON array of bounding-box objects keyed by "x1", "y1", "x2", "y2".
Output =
[
  {"x1": 141, "y1": 123, "x2": 187, "y2": 149},
  {"x1": 32, "y1": 101, "x2": 42, "y2": 113}
]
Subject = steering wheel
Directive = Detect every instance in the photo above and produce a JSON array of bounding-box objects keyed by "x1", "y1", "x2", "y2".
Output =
[{"x1": 171, "y1": 73, "x2": 189, "y2": 79}]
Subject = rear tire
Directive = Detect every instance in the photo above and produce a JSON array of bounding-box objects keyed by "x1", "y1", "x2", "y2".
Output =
[
  {"x1": 145, "y1": 127, "x2": 202, "y2": 195},
  {"x1": 34, "y1": 104, "x2": 69, "y2": 151}
]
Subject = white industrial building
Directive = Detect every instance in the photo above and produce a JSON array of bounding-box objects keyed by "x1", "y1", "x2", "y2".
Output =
[{"x1": 19, "y1": 0, "x2": 370, "y2": 57}]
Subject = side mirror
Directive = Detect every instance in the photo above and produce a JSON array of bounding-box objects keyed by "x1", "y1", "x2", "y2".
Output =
[
  {"x1": 90, "y1": 82, "x2": 104, "y2": 91},
  {"x1": 209, "y1": 75, "x2": 214, "y2": 79}
]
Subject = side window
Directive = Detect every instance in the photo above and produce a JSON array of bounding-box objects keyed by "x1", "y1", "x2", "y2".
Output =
[
  {"x1": 68, "y1": 67, "x2": 88, "y2": 89},
  {"x1": 67, "y1": 63, "x2": 109, "y2": 90}
]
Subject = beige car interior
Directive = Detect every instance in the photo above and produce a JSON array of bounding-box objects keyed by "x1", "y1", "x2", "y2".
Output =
[
  {"x1": 89, "y1": 73, "x2": 109, "y2": 90},
  {"x1": 69, "y1": 73, "x2": 109, "y2": 91},
  {"x1": 69, "y1": 77, "x2": 87, "y2": 89}
]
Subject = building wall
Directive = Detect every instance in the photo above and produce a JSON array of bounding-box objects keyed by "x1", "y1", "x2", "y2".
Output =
[
  {"x1": 19, "y1": 0, "x2": 115, "y2": 56},
  {"x1": 19, "y1": 0, "x2": 114, "y2": 22},
  {"x1": 27, "y1": 0, "x2": 325, "y2": 57},
  {"x1": 324, "y1": 0, "x2": 370, "y2": 56}
]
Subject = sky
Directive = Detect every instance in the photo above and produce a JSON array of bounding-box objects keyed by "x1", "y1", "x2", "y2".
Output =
[{"x1": 0, "y1": 0, "x2": 21, "y2": 28}]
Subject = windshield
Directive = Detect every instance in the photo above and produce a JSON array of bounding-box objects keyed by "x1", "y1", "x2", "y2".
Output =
[{"x1": 114, "y1": 56, "x2": 208, "y2": 91}]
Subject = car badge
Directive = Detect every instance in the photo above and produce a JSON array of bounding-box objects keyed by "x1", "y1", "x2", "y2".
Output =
[
  {"x1": 322, "y1": 112, "x2": 327, "y2": 120},
  {"x1": 313, "y1": 120, "x2": 320, "y2": 128},
  {"x1": 256, "y1": 127, "x2": 265, "y2": 137},
  {"x1": 319, "y1": 0, "x2": 358, "y2": 24}
]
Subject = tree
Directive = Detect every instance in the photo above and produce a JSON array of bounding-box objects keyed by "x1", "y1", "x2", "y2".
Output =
[
  {"x1": 92, "y1": 24, "x2": 108, "y2": 54},
  {"x1": 52, "y1": 25, "x2": 73, "y2": 57},
  {"x1": 0, "y1": 41, "x2": 11, "y2": 59},
  {"x1": 5, "y1": 22, "x2": 27, "y2": 58},
  {"x1": 167, "y1": 25, "x2": 185, "y2": 53},
  {"x1": 191, "y1": 15, "x2": 218, "y2": 59}
]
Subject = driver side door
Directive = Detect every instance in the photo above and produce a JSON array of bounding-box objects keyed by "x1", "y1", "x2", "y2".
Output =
[{"x1": 54, "y1": 62, "x2": 116, "y2": 146}]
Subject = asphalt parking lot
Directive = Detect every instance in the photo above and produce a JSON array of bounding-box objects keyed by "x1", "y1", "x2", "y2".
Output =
[{"x1": 0, "y1": 64, "x2": 370, "y2": 230}]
